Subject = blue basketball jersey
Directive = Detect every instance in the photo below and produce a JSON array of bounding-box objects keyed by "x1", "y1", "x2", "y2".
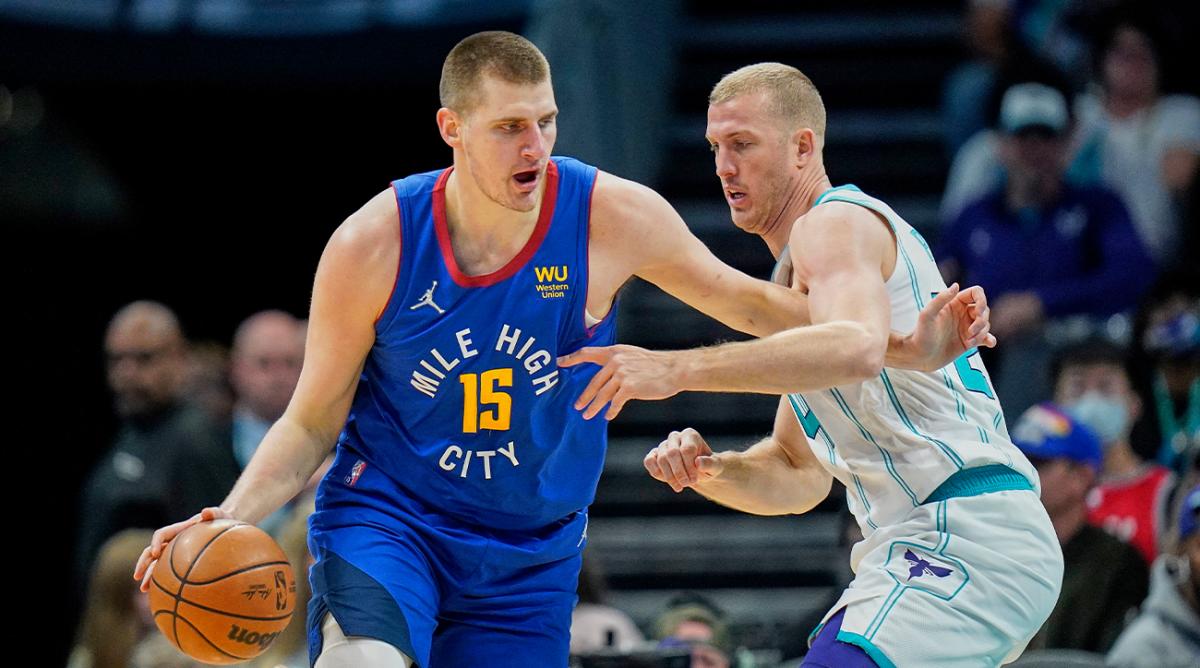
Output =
[{"x1": 318, "y1": 157, "x2": 615, "y2": 533}]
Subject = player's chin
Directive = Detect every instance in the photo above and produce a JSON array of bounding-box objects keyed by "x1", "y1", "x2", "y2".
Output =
[{"x1": 506, "y1": 190, "x2": 539, "y2": 212}]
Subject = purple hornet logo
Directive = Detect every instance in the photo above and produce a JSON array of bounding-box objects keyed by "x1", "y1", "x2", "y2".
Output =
[{"x1": 904, "y1": 549, "x2": 954, "y2": 580}]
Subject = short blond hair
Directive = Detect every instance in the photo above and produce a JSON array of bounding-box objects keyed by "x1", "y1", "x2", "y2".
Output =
[
  {"x1": 710, "y1": 62, "x2": 826, "y2": 136},
  {"x1": 440, "y1": 31, "x2": 550, "y2": 114}
]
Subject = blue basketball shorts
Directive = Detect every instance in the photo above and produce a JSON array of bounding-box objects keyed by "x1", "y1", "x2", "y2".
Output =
[{"x1": 305, "y1": 461, "x2": 588, "y2": 667}]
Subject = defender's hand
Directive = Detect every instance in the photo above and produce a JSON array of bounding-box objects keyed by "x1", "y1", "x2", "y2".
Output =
[
  {"x1": 558, "y1": 344, "x2": 682, "y2": 420},
  {"x1": 904, "y1": 283, "x2": 996, "y2": 371},
  {"x1": 644, "y1": 428, "x2": 724, "y2": 493}
]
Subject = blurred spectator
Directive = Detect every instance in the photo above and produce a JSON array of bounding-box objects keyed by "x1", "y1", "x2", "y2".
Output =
[
  {"x1": 1107, "y1": 484, "x2": 1200, "y2": 667},
  {"x1": 1068, "y1": 18, "x2": 1200, "y2": 269},
  {"x1": 229, "y1": 311, "x2": 305, "y2": 471},
  {"x1": 69, "y1": 529, "x2": 155, "y2": 668},
  {"x1": 130, "y1": 634, "x2": 210, "y2": 668},
  {"x1": 1012, "y1": 404, "x2": 1148, "y2": 652},
  {"x1": 1010, "y1": 0, "x2": 1119, "y2": 89},
  {"x1": 76, "y1": 301, "x2": 233, "y2": 588},
  {"x1": 252, "y1": 493, "x2": 315, "y2": 668},
  {"x1": 1136, "y1": 278, "x2": 1200, "y2": 473},
  {"x1": 941, "y1": 0, "x2": 1014, "y2": 156},
  {"x1": 183, "y1": 340, "x2": 234, "y2": 423},
  {"x1": 571, "y1": 555, "x2": 646, "y2": 654},
  {"x1": 940, "y1": 0, "x2": 1070, "y2": 159},
  {"x1": 655, "y1": 595, "x2": 733, "y2": 668},
  {"x1": 1053, "y1": 340, "x2": 1175, "y2": 563},
  {"x1": 938, "y1": 83, "x2": 1155, "y2": 417},
  {"x1": 176, "y1": 310, "x2": 308, "y2": 536}
]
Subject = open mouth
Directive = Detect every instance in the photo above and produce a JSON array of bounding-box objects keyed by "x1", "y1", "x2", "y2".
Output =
[
  {"x1": 725, "y1": 187, "x2": 747, "y2": 204},
  {"x1": 513, "y1": 169, "x2": 540, "y2": 187}
]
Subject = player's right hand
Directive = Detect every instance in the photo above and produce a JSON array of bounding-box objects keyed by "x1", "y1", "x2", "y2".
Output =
[
  {"x1": 644, "y1": 428, "x2": 724, "y2": 493},
  {"x1": 133, "y1": 506, "x2": 234, "y2": 592}
]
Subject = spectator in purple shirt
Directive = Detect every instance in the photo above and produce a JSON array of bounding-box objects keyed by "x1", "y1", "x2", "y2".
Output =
[{"x1": 938, "y1": 82, "x2": 1156, "y2": 418}]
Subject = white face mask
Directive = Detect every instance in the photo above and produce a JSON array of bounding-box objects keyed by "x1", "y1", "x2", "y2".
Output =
[{"x1": 1067, "y1": 392, "x2": 1130, "y2": 445}]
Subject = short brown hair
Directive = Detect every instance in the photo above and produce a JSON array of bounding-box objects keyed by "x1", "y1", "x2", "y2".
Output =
[
  {"x1": 710, "y1": 62, "x2": 826, "y2": 136},
  {"x1": 440, "y1": 31, "x2": 550, "y2": 114}
]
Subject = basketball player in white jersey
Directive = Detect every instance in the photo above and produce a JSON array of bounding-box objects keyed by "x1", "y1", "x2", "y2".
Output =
[{"x1": 560, "y1": 64, "x2": 1063, "y2": 666}]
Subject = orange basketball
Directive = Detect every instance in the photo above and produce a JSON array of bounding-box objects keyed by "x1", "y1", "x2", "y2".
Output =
[{"x1": 148, "y1": 519, "x2": 296, "y2": 665}]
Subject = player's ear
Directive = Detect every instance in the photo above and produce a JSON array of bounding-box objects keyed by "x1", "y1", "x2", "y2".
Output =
[
  {"x1": 793, "y1": 127, "x2": 818, "y2": 167},
  {"x1": 437, "y1": 107, "x2": 463, "y2": 148}
]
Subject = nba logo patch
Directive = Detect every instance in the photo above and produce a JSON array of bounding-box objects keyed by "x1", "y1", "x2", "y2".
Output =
[
  {"x1": 345, "y1": 460, "x2": 367, "y2": 487},
  {"x1": 884, "y1": 542, "x2": 968, "y2": 600}
]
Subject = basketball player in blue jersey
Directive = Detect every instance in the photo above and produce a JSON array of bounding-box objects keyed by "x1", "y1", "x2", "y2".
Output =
[
  {"x1": 133, "y1": 37, "x2": 995, "y2": 667},
  {"x1": 563, "y1": 64, "x2": 1063, "y2": 667}
]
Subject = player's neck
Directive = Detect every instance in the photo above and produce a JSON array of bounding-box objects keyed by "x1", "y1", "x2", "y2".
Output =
[
  {"x1": 762, "y1": 169, "x2": 832, "y2": 259},
  {"x1": 443, "y1": 168, "x2": 541, "y2": 272}
]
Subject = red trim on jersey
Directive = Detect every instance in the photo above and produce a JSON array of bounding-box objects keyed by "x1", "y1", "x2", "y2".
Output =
[
  {"x1": 375, "y1": 183, "x2": 405, "y2": 325},
  {"x1": 432, "y1": 161, "x2": 559, "y2": 288}
]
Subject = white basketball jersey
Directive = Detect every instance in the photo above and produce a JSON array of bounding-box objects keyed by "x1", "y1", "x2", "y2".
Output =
[{"x1": 777, "y1": 185, "x2": 1037, "y2": 536}]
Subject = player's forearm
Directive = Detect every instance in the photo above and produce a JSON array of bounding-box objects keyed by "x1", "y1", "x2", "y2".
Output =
[
  {"x1": 674, "y1": 321, "x2": 885, "y2": 394},
  {"x1": 219, "y1": 416, "x2": 334, "y2": 525},
  {"x1": 693, "y1": 439, "x2": 830, "y2": 515}
]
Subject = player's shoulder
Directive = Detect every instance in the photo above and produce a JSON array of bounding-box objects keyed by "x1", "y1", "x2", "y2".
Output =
[
  {"x1": 798, "y1": 198, "x2": 889, "y2": 239},
  {"x1": 328, "y1": 188, "x2": 400, "y2": 263},
  {"x1": 589, "y1": 169, "x2": 669, "y2": 230}
]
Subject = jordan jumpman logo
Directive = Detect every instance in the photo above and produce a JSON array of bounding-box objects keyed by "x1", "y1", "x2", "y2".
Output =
[{"x1": 410, "y1": 280, "x2": 445, "y2": 314}]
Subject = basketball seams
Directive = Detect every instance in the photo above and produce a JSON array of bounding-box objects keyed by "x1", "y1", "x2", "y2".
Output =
[
  {"x1": 184, "y1": 559, "x2": 291, "y2": 585},
  {"x1": 152, "y1": 579, "x2": 295, "y2": 621},
  {"x1": 172, "y1": 611, "x2": 254, "y2": 662},
  {"x1": 150, "y1": 521, "x2": 294, "y2": 662},
  {"x1": 173, "y1": 522, "x2": 239, "y2": 651}
]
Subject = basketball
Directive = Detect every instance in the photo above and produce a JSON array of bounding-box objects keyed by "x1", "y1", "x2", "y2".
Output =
[{"x1": 148, "y1": 519, "x2": 296, "y2": 665}]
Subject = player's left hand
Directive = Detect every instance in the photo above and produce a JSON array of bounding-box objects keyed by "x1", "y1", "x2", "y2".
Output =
[
  {"x1": 905, "y1": 283, "x2": 996, "y2": 371},
  {"x1": 558, "y1": 344, "x2": 681, "y2": 420}
]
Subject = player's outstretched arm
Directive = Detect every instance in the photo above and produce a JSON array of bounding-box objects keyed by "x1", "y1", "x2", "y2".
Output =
[
  {"x1": 588, "y1": 172, "x2": 992, "y2": 362},
  {"x1": 565, "y1": 201, "x2": 943, "y2": 419},
  {"x1": 645, "y1": 398, "x2": 832, "y2": 515},
  {"x1": 588, "y1": 171, "x2": 809, "y2": 338},
  {"x1": 132, "y1": 189, "x2": 399, "y2": 591}
]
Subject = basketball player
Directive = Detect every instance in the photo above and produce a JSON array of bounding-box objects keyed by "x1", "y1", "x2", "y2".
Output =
[
  {"x1": 133, "y1": 38, "x2": 993, "y2": 668},
  {"x1": 561, "y1": 64, "x2": 1063, "y2": 666}
]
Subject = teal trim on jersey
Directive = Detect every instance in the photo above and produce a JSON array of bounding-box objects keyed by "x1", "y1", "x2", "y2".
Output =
[
  {"x1": 865, "y1": 583, "x2": 905, "y2": 639},
  {"x1": 953, "y1": 348, "x2": 996, "y2": 400},
  {"x1": 977, "y1": 426, "x2": 990, "y2": 444},
  {"x1": 922, "y1": 464, "x2": 1033, "y2": 504},
  {"x1": 806, "y1": 619, "x2": 826, "y2": 647},
  {"x1": 879, "y1": 370, "x2": 966, "y2": 469},
  {"x1": 935, "y1": 501, "x2": 949, "y2": 551},
  {"x1": 813, "y1": 183, "x2": 863, "y2": 207},
  {"x1": 993, "y1": 411, "x2": 1004, "y2": 430},
  {"x1": 852, "y1": 474, "x2": 881, "y2": 531},
  {"x1": 836, "y1": 631, "x2": 898, "y2": 668},
  {"x1": 910, "y1": 227, "x2": 935, "y2": 262},
  {"x1": 927, "y1": 292, "x2": 972, "y2": 424},
  {"x1": 788, "y1": 393, "x2": 824, "y2": 439},
  {"x1": 821, "y1": 192, "x2": 926, "y2": 311},
  {"x1": 941, "y1": 368, "x2": 969, "y2": 422},
  {"x1": 831, "y1": 388, "x2": 920, "y2": 506},
  {"x1": 787, "y1": 394, "x2": 836, "y2": 465}
]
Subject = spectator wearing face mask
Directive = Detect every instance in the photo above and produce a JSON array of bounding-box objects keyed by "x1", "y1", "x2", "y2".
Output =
[{"x1": 1053, "y1": 340, "x2": 1176, "y2": 564}]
